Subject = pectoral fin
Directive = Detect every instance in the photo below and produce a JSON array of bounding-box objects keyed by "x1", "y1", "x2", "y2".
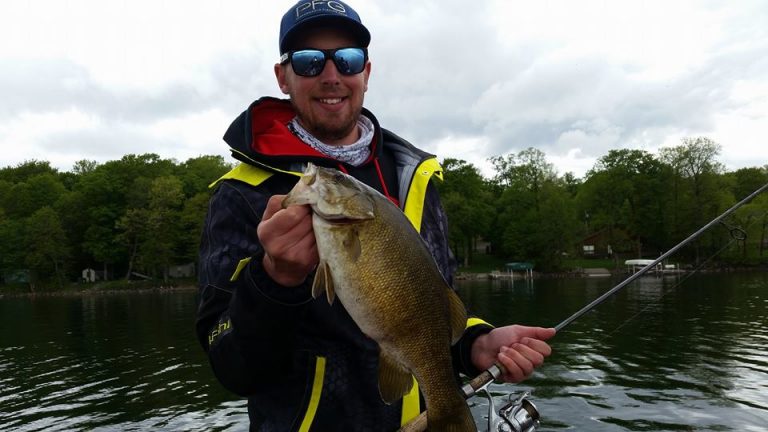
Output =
[
  {"x1": 312, "y1": 260, "x2": 335, "y2": 305},
  {"x1": 446, "y1": 288, "x2": 468, "y2": 345},
  {"x1": 342, "y1": 228, "x2": 361, "y2": 262},
  {"x1": 378, "y1": 349, "x2": 414, "y2": 404}
]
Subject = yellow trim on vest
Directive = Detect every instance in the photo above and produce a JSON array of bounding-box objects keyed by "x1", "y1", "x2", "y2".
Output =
[
  {"x1": 231, "y1": 149, "x2": 306, "y2": 177},
  {"x1": 396, "y1": 158, "x2": 441, "y2": 423},
  {"x1": 229, "y1": 257, "x2": 252, "y2": 282},
  {"x1": 209, "y1": 163, "x2": 275, "y2": 189},
  {"x1": 398, "y1": 159, "x2": 441, "y2": 425},
  {"x1": 403, "y1": 158, "x2": 443, "y2": 233},
  {"x1": 209, "y1": 159, "x2": 305, "y2": 189},
  {"x1": 466, "y1": 317, "x2": 493, "y2": 329},
  {"x1": 299, "y1": 356, "x2": 326, "y2": 432},
  {"x1": 400, "y1": 377, "x2": 421, "y2": 426}
]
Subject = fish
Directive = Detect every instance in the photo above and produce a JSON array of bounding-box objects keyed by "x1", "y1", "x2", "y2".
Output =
[{"x1": 282, "y1": 163, "x2": 476, "y2": 432}]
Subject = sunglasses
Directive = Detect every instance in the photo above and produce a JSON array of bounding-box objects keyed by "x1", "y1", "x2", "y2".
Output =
[{"x1": 280, "y1": 47, "x2": 368, "y2": 77}]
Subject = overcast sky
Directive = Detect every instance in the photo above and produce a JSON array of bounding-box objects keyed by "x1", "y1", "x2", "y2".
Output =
[{"x1": 2, "y1": 0, "x2": 766, "y2": 178}]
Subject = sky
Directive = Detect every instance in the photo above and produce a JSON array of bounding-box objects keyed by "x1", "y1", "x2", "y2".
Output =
[{"x1": 1, "y1": 0, "x2": 766, "y2": 178}]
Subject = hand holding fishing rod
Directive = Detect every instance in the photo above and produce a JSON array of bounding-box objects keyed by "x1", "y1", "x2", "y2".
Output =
[
  {"x1": 399, "y1": 361, "x2": 542, "y2": 432},
  {"x1": 471, "y1": 326, "x2": 557, "y2": 383},
  {"x1": 400, "y1": 181, "x2": 768, "y2": 432},
  {"x1": 399, "y1": 326, "x2": 555, "y2": 432}
]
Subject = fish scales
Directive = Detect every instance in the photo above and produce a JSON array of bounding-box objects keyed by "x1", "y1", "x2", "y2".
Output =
[{"x1": 283, "y1": 163, "x2": 476, "y2": 432}]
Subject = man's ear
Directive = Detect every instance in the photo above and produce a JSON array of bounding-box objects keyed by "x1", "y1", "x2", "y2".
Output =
[
  {"x1": 274, "y1": 63, "x2": 290, "y2": 95},
  {"x1": 363, "y1": 61, "x2": 371, "y2": 92}
]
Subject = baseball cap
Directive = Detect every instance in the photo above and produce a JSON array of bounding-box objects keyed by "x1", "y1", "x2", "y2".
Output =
[{"x1": 279, "y1": 1, "x2": 371, "y2": 54}]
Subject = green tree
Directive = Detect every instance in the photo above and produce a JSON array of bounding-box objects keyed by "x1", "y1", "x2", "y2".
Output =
[
  {"x1": 24, "y1": 206, "x2": 70, "y2": 289},
  {"x1": 0, "y1": 160, "x2": 58, "y2": 184},
  {"x1": 728, "y1": 167, "x2": 768, "y2": 199},
  {"x1": 176, "y1": 155, "x2": 232, "y2": 197},
  {"x1": 116, "y1": 208, "x2": 148, "y2": 280},
  {"x1": 579, "y1": 149, "x2": 672, "y2": 259},
  {"x1": 72, "y1": 159, "x2": 99, "y2": 175},
  {"x1": 74, "y1": 154, "x2": 177, "y2": 279},
  {"x1": 178, "y1": 191, "x2": 212, "y2": 264},
  {"x1": 0, "y1": 211, "x2": 26, "y2": 282},
  {"x1": 72, "y1": 162, "x2": 126, "y2": 279},
  {"x1": 728, "y1": 197, "x2": 768, "y2": 261},
  {"x1": 0, "y1": 180, "x2": 11, "y2": 218},
  {"x1": 436, "y1": 159, "x2": 494, "y2": 267},
  {"x1": 659, "y1": 137, "x2": 728, "y2": 263},
  {"x1": 490, "y1": 148, "x2": 576, "y2": 270},
  {"x1": 140, "y1": 176, "x2": 185, "y2": 282},
  {"x1": 719, "y1": 167, "x2": 768, "y2": 262},
  {"x1": 561, "y1": 172, "x2": 582, "y2": 198},
  {"x1": 3, "y1": 172, "x2": 67, "y2": 219},
  {"x1": 490, "y1": 148, "x2": 556, "y2": 202}
]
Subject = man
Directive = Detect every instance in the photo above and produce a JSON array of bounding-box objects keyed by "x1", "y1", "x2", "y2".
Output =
[{"x1": 196, "y1": 1, "x2": 555, "y2": 431}]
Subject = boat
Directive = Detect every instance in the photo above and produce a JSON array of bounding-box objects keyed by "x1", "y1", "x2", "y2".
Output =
[
  {"x1": 624, "y1": 259, "x2": 684, "y2": 275},
  {"x1": 624, "y1": 259, "x2": 662, "y2": 274}
]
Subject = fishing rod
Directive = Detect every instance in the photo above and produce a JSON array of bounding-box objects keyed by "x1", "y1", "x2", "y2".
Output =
[
  {"x1": 555, "y1": 180, "x2": 768, "y2": 332},
  {"x1": 400, "y1": 181, "x2": 768, "y2": 432}
]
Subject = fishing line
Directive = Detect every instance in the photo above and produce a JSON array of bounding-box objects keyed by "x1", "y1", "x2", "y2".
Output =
[
  {"x1": 554, "y1": 181, "x2": 768, "y2": 332},
  {"x1": 605, "y1": 218, "x2": 753, "y2": 337}
]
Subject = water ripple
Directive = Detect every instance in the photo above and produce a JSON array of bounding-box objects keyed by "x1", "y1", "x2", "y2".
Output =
[{"x1": 3, "y1": 276, "x2": 768, "y2": 431}]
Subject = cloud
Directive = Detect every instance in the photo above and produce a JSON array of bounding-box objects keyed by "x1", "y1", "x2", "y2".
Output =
[
  {"x1": 1, "y1": 0, "x2": 767, "y2": 177},
  {"x1": 367, "y1": 0, "x2": 768, "y2": 175},
  {"x1": 364, "y1": 1, "x2": 498, "y2": 140},
  {"x1": 470, "y1": 54, "x2": 723, "y2": 154},
  {"x1": 0, "y1": 58, "x2": 209, "y2": 121}
]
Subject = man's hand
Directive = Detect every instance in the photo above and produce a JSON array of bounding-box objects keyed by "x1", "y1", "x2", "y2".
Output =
[
  {"x1": 471, "y1": 325, "x2": 555, "y2": 383},
  {"x1": 257, "y1": 194, "x2": 319, "y2": 287}
]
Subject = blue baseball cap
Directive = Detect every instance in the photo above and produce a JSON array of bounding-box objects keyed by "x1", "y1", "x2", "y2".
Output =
[{"x1": 279, "y1": 1, "x2": 371, "y2": 54}]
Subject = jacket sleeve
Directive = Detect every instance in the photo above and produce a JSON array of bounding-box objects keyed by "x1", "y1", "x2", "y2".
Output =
[
  {"x1": 196, "y1": 179, "x2": 313, "y2": 396},
  {"x1": 421, "y1": 182, "x2": 494, "y2": 378}
]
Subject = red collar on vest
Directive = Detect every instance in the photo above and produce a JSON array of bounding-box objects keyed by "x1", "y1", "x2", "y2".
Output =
[
  {"x1": 249, "y1": 98, "x2": 376, "y2": 161},
  {"x1": 249, "y1": 99, "x2": 326, "y2": 158}
]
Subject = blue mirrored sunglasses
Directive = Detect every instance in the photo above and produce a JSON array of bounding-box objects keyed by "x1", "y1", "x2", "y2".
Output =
[{"x1": 280, "y1": 47, "x2": 368, "y2": 77}]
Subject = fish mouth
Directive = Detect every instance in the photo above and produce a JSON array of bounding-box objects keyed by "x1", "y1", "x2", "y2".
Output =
[
  {"x1": 326, "y1": 218, "x2": 359, "y2": 225},
  {"x1": 314, "y1": 213, "x2": 366, "y2": 225},
  {"x1": 282, "y1": 194, "x2": 312, "y2": 209},
  {"x1": 281, "y1": 168, "x2": 318, "y2": 209}
]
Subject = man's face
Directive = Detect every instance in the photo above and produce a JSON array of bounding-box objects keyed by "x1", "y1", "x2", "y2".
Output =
[{"x1": 275, "y1": 27, "x2": 371, "y2": 146}]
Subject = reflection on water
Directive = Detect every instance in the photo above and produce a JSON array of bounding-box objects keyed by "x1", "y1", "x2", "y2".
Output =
[
  {"x1": 458, "y1": 272, "x2": 768, "y2": 431},
  {"x1": 1, "y1": 273, "x2": 767, "y2": 431},
  {"x1": 0, "y1": 292, "x2": 248, "y2": 432}
]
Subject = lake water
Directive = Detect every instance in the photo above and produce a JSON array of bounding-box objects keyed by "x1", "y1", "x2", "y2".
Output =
[{"x1": 1, "y1": 272, "x2": 766, "y2": 431}]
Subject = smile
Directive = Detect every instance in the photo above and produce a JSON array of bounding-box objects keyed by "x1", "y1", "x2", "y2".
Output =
[{"x1": 318, "y1": 98, "x2": 344, "y2": 105}]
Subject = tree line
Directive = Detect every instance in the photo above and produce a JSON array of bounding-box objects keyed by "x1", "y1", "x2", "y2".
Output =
[
  {"x1": 436, "y1": 137, "x2": 768, "y2": 271},
  {"x1": 0, "y1": 154, "x2": 232, "y2": 290},
  {"x1": 1, "y1": 136, "x2": 767, "y2": 289}
]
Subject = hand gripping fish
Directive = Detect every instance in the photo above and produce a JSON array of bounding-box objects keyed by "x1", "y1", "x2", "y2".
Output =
[{"x1": 282, "y1": 163, "x2": 476, "y2": 432}]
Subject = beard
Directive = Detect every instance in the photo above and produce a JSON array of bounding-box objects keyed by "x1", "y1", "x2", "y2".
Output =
[{"x1": 290, "y1": 99, "x2": 363, "y2": 144}]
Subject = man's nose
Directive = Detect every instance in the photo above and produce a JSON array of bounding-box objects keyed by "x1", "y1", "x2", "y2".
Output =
[{"x1": 318, "y1": 59, "x2": 341, "y2": 83}]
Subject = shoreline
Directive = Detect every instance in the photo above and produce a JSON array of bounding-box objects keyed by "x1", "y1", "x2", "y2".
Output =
[
  {"x1": 0, "y1": 284, "x2": 197, "y2": 298},
  {"x1": 3, "y1": 266, "x2": 766, "y2": 298},
  {"x1": 455, "y1": 265, "x2": 768, "y2": 281}
]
